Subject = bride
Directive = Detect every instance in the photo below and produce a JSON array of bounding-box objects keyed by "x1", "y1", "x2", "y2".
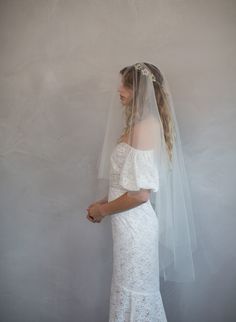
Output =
[{"x1": 86, "y1": 62, "x2": 198, "y2": 321}]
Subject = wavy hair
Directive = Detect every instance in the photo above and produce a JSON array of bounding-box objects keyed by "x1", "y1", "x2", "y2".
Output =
[{"x1": 118, "y1": 62, "x2": 175, "y2": 162}]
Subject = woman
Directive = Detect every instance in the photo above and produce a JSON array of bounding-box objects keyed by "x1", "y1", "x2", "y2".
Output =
[{"x1": 86, "y1": 62, "x2": 197, "y2": 321}]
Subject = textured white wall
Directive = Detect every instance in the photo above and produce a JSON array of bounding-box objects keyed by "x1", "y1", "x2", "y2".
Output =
[{"x1": 0, "y1": 0, "x2": 236, "y2": 321}]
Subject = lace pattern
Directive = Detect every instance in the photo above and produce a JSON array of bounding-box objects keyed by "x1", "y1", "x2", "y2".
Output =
[
  {"x1": 109, "y1": 142, "x2": 159, "y2": 194},
  {"x1": 108, "y1": 142, "x2": 168, "y2": 321},
  {"x1": 109, "y1": 281, "x2": 167, "y2": 322}
]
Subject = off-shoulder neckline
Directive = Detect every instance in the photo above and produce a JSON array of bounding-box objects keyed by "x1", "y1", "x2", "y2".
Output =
[{"x1": 117, "y1": 142, "x2": 154, "y2": 152}]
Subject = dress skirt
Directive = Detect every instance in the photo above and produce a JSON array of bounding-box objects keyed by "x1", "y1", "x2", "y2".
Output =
[{"x1": 108, "y1": 190, "x2": 168, "y2": 322}]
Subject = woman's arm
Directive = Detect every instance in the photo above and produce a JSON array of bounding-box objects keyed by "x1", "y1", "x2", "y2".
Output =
[
  {"x1": 97, "y1": 194, "x2": 108, "y2": 204},
  {"x1": 99, "y1": 189, "x2": 150, "y2": 217},
  {"x1": 87, "y1": 194, "x2": 108, "y2": 209}
]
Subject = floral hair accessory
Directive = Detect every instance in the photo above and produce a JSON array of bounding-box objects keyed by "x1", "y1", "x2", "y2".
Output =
[{"x1": 134, "y1": 63, "x2": 157, "y2": 82}]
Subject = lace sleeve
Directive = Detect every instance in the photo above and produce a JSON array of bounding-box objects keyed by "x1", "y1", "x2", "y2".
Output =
[{"x1": 119, "y1": 148, "x2": 159, "y2": 192}]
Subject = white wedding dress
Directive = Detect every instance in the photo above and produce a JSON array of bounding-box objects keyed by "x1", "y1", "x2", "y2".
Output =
[{"x1": 108, "y1": 142, "x2": 168, "y2": 322}]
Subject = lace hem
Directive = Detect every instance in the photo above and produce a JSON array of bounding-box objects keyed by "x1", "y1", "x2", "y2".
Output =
[{"x1": 109, "y1": 281, "x2": 168, "y2": 322}]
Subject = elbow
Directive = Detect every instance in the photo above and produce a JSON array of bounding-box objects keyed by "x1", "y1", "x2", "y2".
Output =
[
  {"x1": 139, "y1": 189, "x2": 151, "y2": 203},
  {"x1": 127, "y1": 189, "x2": 151, "y2": 203}
]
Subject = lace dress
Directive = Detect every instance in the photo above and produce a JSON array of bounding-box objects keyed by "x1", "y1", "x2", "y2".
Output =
[{"x1": 108, "y1": 142, "x2": 168, "y2": 322}]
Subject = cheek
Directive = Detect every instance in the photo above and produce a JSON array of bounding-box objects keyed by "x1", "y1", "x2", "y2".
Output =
[
  {"x1": 121, "y1": 86, "x2": 132, "y2": 99},
  {"x1": 128, "y1": 91, "x2": 133, "y2": 100}
]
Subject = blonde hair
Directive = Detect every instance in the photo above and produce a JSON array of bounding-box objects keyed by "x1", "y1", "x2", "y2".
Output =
[{"x1": 118, "y1": 63, "x2": 175, "y2": 162}]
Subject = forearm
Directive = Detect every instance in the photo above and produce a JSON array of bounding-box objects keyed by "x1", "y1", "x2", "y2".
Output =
[
  {"x1": 98, "y1": 194, "x2": 108, "y2": 203},
  {"x1": 99, "y1": 192, "x2": 147, "y2": 217}
]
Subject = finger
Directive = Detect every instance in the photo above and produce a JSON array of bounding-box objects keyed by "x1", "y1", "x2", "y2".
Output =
[
  {"x1": 89, "y1": 215, "x2": 96, "y2": 223},
  {"x1": 87, "y1": 214, "x2": 94, "y2": 222}
]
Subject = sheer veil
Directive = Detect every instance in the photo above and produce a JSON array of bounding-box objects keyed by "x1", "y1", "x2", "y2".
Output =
[{"x1": 95, "y1": 62, "x2": 213, "y2": 283}]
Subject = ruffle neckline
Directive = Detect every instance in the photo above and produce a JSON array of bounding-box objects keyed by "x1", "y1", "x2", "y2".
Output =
[{"x1": 116, "y1": 142, "x2": 154, "y2": 152}]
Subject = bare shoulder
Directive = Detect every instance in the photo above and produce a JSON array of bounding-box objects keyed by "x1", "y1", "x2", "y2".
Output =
[{"x1": 132, "y1": 117, "x2": 158, "y2": 150}]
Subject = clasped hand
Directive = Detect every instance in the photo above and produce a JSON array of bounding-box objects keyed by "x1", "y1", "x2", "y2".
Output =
[{"x1": 86, "y1": 201, "x2": 107, "y2": 223}]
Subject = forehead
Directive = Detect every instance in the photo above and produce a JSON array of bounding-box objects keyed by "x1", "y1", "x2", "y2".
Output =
[
  {"x1": 119, "y1": 73, "x2": 132, "y2": 89},
  {"x1": 119, "y1": 76, "x2": 125, "y2": 86}
]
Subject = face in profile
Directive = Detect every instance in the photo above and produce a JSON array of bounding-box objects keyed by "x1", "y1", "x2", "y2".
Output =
[{"x1": 118, "y1": 79, "x2": 133, "y2": 107}]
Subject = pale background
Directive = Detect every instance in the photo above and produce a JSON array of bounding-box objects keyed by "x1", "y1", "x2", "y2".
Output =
[{"x1": 0, "y1": 0, "x2": 236, "y2": 321}]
